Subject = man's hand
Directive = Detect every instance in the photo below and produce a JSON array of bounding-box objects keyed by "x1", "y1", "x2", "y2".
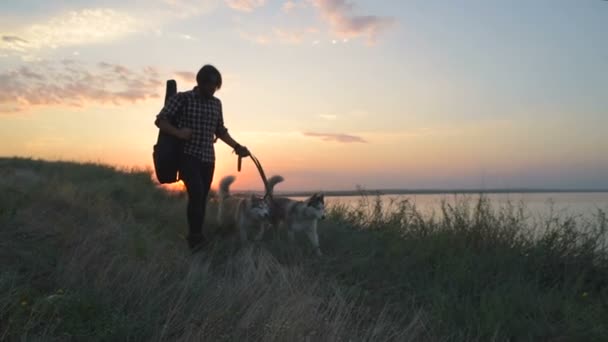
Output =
[
  {"x1": 234, "y1": 144, "x2": 250, "y2": 157},
  {"x1": 176, "y1": 128, "x2": 193, "y2": 141}
]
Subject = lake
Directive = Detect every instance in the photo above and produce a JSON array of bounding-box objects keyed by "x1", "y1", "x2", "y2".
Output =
[{"x1": 293, "y1": 192, "x2": 608, "y2": 219}]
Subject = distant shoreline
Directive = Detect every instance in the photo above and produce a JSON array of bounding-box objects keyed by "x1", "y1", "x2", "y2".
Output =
[{"x1": 235, "y1": 189, "x2": 608, "y2": 197}]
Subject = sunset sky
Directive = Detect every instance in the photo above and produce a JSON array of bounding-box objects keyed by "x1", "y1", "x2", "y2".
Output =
[{"x1": 1, "y1": 0, "x2": 607, "y2": 191}]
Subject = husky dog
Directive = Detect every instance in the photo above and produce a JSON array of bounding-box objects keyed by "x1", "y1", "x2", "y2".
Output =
[
  {"x1": 218, "y1": 175, "x2": 281, "y2": 243},
  {"x1": 267, "y1": 176, "x2": 326, "y2": 256}
]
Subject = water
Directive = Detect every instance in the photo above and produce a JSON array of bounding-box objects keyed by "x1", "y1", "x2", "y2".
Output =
[{"x1": 294, "y1": 192, "x2": 608, "y2": 219}]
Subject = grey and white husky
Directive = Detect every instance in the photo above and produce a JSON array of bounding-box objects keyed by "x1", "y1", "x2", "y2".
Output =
[
  {"x1": 267, "y1": 176, "x2": 326, "y2": 256},
  {"x1": 217, "y1": 175, "x2": 278, "y2": 243}
]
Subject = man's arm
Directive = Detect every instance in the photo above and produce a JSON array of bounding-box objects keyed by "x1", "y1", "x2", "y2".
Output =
[
  {"x1": 155, "y1": 92, "x2": 191, "y2": 140},
  {"x1": 218, "y1": 131, "x2": 249, "y2": 156},
  {"x1": 217, "y1": 131, "x2": 238, "y2": 149},
  {"x1": 215, "y1": 100, "x2": 249, "y2": 156},
  {"x1": 156, "y1": 119, "x2": 191, "y2": 140}
]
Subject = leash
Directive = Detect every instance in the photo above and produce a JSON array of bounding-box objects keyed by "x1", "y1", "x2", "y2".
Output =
[{"x1": 237, "y1": 153, "x2": 272, "y2": 200}]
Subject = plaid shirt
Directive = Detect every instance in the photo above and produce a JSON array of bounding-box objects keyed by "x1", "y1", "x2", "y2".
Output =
[{"x1": 156, "y1": 88, "x2": 228, "y2": 163}]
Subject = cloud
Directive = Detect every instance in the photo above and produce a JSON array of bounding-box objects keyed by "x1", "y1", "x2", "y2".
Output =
[
  {"x1": 319, "y1": 114, "x2": 337, "y2": 120},
  {"x1": 0, "y1": 9, "x2": 139, "y2": 54},
  {"x1": 0, "y1": 60, "x2": 162, "y2": 114},
  {"x1": 0, "y1": 2, "x2": 219, "y2": 56},
  {"x1": 309, "y1": 0, "x2": 395, "y2": 43},
  {"x1": 272, "y1": 28, "x2": 308, "y2": 44},
  {"x1": 225, "y1": 0, "x2": 266, "y2": 12},
  {"x1": 177, "y1": 33, "x2": 197, "y2": 40},
  {"x1": 239, "y1": 31, "x2": 273, "y2": 45},
  {"x1": 1, "y1": 35, "x2": 32, "y2": 54},
  {"x1": 174, "y1": 71, "x2": 196, "y2": 83},
  {"x1": 240, "y1": 27, "x2": 319, "y2": 45},
  {"x1": 282, "y1": 0, "x2": 308, "y2": 13},
  {"x1": 303, "y1": 131, "x2": 367, "y2": 143},
  {"x1": 2, "y1": 35, "x2": 28, "y2": 44},
  {"x1": 160, "y1": 0, "x2": 220, "y2": 17}
]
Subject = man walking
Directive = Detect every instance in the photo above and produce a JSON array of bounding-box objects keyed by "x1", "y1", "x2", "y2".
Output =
[{"x1": 155, "y1": 65, "x2": 250, "y2": 251}]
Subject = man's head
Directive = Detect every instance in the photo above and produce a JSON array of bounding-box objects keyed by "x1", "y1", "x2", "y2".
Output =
[{"x1": 196, "y1": 64, "x2": 222, "y2": 98}]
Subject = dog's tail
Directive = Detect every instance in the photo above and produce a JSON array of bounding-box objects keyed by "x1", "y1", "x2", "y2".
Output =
[
  {"x1": 219, "y1": 175, "x2": 236, "y2": 200},
  {"x1": 267, "y1": 175, "x2": 284, "y2": 196}
]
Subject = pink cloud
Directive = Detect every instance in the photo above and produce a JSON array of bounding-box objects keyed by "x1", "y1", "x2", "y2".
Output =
[
  {"x1": 282, "y1": 0, "x2": 308, "y2": 13},
  {"x1": 0, "y1": 61, "x2": 162, "y2": 114},
  {"x1": 225, "y1": 0, "x2": 266, "y2": 12},
  {"x1": 0, "y1": 9, "x2": 138, "y2": 55},
  {"x1": 303, "y1": 131, "x2": 368, "y2": 143},
  {"x1": 273, "y1": 28, "x2": 307, "y2": 44},
  {"x1": 310, "y1": 0, "x2": 395, "y2": 43},
  {"x1": 240, "y1": 27, "x2": 320, "y2": 45},
  {"x1": 239, "y1": 31, "x2": 273, "y2": 45},
  {"x1": 174, "y1": 71, "x2": 196, "y2": 83}
]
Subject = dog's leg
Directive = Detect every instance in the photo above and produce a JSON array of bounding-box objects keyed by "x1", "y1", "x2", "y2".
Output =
[
  {"x1": 217, "y1": 200, "x2": 223, "y2": 226},
  {"x1": 238, "y1": 215, "x2": 248, "y2": 244},
  {"x1": 305, "y1": 221, "x2": 322, "y2": 256},
  {"x1": 269, "y1": 221, "x2": 282, "y2": 241},
  {"x1": 254, "y1": 222, "x2": 266, "y2": 241},
  {"x1": 287, "y1": 225, "x2": 295, "y2": 243}
]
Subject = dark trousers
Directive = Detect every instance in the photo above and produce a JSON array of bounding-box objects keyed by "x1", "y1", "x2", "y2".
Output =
[{"x1": 179, "y1": 154, "x2": 215, "y2": 243}]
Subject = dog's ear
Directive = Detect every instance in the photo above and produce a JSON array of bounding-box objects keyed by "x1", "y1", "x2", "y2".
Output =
[
  {"x1": 307, "y1": 192, "x2": 323, "y2": 206},
  {"x1": 311, "y1": 192, "x2": 324, "y2": 201}
]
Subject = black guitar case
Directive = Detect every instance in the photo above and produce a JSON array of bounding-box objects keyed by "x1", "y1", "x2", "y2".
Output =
[{"x1": 152, "y1": 80, "x2": 184, "y2": 184}]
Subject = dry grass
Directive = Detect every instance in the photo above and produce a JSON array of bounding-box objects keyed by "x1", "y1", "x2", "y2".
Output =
[
  {"x1": 0, "y1": 158, "x2": 427, "y2": 341},
  {"x1": 2, "y1": 157, "x2": 608, "y2": 341}
]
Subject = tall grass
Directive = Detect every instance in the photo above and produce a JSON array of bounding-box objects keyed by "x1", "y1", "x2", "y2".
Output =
[
  {"x1": 1, "y1": 157, "x2": 607, "y2": 341},
  {"x1": 0, "y1": 158, "x2": 423, "y2": 341},
  {"x1": 326, "y1": 195, "x2": 608, "y2": 340}
]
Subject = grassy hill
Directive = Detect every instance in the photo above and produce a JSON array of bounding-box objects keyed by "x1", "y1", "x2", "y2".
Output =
[{"x1": 1, "y1": 157, "x2": 607, "y2": 341}]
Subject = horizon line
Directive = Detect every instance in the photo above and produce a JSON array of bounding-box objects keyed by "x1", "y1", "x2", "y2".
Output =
[{"x1": 228, "y1": 188, "x2": 608, "y2": 197}]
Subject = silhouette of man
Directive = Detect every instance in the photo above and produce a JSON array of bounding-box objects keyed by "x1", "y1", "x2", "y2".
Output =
[{"x1": 155, "y1": 65, "x2": 250, "y2": 252}]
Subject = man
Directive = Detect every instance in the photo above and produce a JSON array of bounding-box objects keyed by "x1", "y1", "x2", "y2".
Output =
[{"x1": 155, "y1": 65, "x2": 250, "y2": 252}]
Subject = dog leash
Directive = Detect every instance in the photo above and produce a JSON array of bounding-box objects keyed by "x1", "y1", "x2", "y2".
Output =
[{"x1": 237, "y1": 153, "x2": 272, "y2": 200}]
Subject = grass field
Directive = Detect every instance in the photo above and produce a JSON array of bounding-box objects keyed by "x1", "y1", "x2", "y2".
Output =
[{"x1": 1, "y1": 157, "x2": 607, "y2": 341}]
